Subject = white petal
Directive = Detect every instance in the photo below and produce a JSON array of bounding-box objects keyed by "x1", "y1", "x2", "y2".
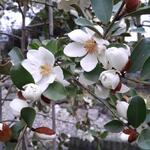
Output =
[
  {"x1": 21, "y1": 60, "x2": 42, "y2": 83},
  {"x1": 64, "y1": 42, "x2": 87, "y2": 57},
  {"x1": 95, "y1": 85, "x2": 109, "y2": 99},
  {"x1": 94, "y1": 38, "x2": 109, "y2": 46},
  {"x1": 37, "y1": 74, "x2": 56, "y2": 93},
  {"x1": 53, "y1": 66, "x2": 70, "y2": 86},
  {"x1": 38, "y1": 47, "x2": 55, "y2": 66},
  {"x1": 10, "y1": 98, "x2": 28, "y2": 117},
  {"x1": 80, "y1": 54, "x2": 98, "y2": 72},
  {"x1": 68, "y1": 29, "x2": 90, "y2": 43},
  {"x1": 79, "y1": 73, "x2": 95, "y2": 86},
  {"x1": 120, "y1": 133, "x2": 129, "y2": 142},
  {"x1": 118, "y1": 84, "x2": 130, "y2": 93}
]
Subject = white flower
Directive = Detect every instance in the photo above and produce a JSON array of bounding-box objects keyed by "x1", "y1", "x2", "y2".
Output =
[
  {"x1": 9, "y1": 98, "x2": 28, "y2": 117},
  {"x1": 94, "y1": 85, "x2": 109, "y2": 99},
  {"x1": 64, "y1": 29, "x2": 109, "y2": 72},
  {"x1": 105, "y1": 46, "x2": 131, "y2": 71},
  {"x1": 99, "y1": 70, "x2": 129, "y2": 93},
  {"x1": 22, "y1": 47, "x2": 67, "y2": 92},
  {"x1": 83, "y1": 96, "x2": 93, "y2": 107},
  {"x1": 116, "y1": 101, "x2": 129, "y2": 119},
  {"x1": 22, "y1": 83, "x2": 42, "y2": 101},
  {"x1": 120, "y1": 132, "x2": 129, "y2": 142},
  {"x1": 77, "y1": 130, "x2": 94, "y2": 142}
]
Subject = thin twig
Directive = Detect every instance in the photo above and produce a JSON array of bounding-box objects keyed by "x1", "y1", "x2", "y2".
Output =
[
  {"x1": 14, "y1": 125, "x2": 28, "y2": 150},
  {"x1": 103, "y1": 0, "x2": 125, "y2": 39},
  {"x1": 0, "y1": 32, "x2": 21, "y2": 40}
]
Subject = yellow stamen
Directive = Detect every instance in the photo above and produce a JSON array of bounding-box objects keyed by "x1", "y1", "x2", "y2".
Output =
[
  {"x1": 84, "y1": 39, "x2": 97, "y2": 54},
  {"x1": 40, "y1": 64, "x2": 51, "y2": 76}
]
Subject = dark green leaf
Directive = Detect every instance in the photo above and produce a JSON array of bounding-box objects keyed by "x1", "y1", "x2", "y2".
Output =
[
  {"x1": 70, "y1": 4, "x2": 85, "y2": 17},
  {"x1": 0, "y1": 61, "x2": 12, "y2": 75},
  {"x1": 91, "y1": 0, "x2": 113, "y2": 24},
  {"x1": 84, "y1": 65, "x2": 104, "y2": 82},
  {"x1": 10, "y1": 64, "x2": 34, "y2": 89},
  {"x1": 141, "y1": 57, "x2": 150, "y2": 80},
  {"x1": 21, "y1": 107, "x2": 36, "y2": 127},
  {"x1": 104, "y1": 120, "x2": 124, "y2": 133},
  {"x1": 29, "y1": 39, "x2": 41, "y2": 49},
  {"x1": 75, "y1": 18, "x2": 102, "y2": 36},
  {"x1": 43, "y1": 82, "x2": 67, "y2": 101},
  {"x1": 126, "y1": 6, "x2": 150, "y2": 17},
  {"x1": 129, "y1": 38, "x2": 150, "y2": 72},
  {"x1": 8, "y1": 47, "x2": 24, "y2": 65},
  {"x1": 127, "y1": 96, "x2": 146, "y2": 128},
  {"x1": 137, "y1": 129, "x2": 150, "y2": 150}
]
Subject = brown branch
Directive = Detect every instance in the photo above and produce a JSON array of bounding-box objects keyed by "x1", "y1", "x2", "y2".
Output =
[{"x1": 0, "y1": 32, "x2": 21, "y2": 40}]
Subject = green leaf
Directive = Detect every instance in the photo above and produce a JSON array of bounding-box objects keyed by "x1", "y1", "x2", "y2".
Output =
[
  {"x1": 141, "y1": 57, "x2": 150, "y2": 80},
  {"x1": 11, "y1": 120, "x2": 26, "y2": 140},
  {"x1": 29, "y1": 39, "x2": 41, "y2": 49},
  {"x1": 129, "y1": 38, "x2": 150, "y2": 72},
  {"x1": 0, "y1": 61, "x2": 12, "y2": 75},
  {"x1": 43, "y1": 82, "x2": 67, "y2": 101},
  {"x1": 91, "y1": 0, "x2": 113, "y2": 24},
  {"x1": 45, "y1": 39, "x2": 58, "y2": 54},
  {"x1": 83, "y1": 65, "x2": 104, "y2": 82},
  {"x1": 137, "y1": 129, "x2": 150, "y2": 150},
  {"x1": 10, "y1": 64, "x2": 34, "y2": 89},
  {"x1": 126, "y1": 6, "x2": 150, "y2": 17},
  {"x1": 8, "y1": 47, "x2": 24, "y2": 65},
  {"x1": 104, "y1": 120, "x2": 124, "y2": 133},
  {"x1": 70, "y1": 4, "x2": 85, "y2": 17},
  {"x1": 127, "y1": 96, "x2": 146, "y2": 128},
  {"x1": 75, "y1": 17, "x2": 102, "y2": 36},
  {"x1": 21, "y1": 107, "x2": 36, "y2": 127}
]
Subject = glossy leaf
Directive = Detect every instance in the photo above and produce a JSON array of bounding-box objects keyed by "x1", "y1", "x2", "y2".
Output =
[
  {"x1": 45, "y1": 39, "x2": 58, "y2": 54},
  {"x1": 21, "y1": 107, "x2": 36, "y2": 127},
  {"x1": 141, "y1": 57, "x2": 150, "y2": 80},
  {"x1": 91, "y1": 0, "x2": 113, "y2": 24},
  {"x1": 8, "y1": 47, "x2": 24, "y2": 65},
  {"x1": 137, "y1": 129, "x2": 150, "y2": 150},
  {"x1": 127, "y1": 96, "x2": 146, "y2": 128},
  {"x1": 84, "y1": 65, "x2": 104, "y2": 82},
  {"x1": 43, "y1": 82, "x2": 67, "y2": 101},
  {"x1": 126, "y1": 6, "x2": 150, "y2": 17},
  {"x1": 0, "y1": 61, "x2": 12, "y2": 75},
  {"x1": 10, "y1": 64, "x2": 34, "y2": 89},
  {"x1": 29, "y1": 39, "x2": 41, "y2": 49},
  {"x1": 75, "y1": 18, "x2": 102, "y2": 36},
  {"x1": 104, "y1": 120, "x2": 124, "y2": 133},
  {"x1": 129, "y1": 38, "x2": 150, "y2": 72}
]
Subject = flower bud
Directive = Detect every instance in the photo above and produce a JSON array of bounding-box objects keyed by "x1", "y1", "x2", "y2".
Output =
[
  {"x1": 116, "y1": 101, "x2": 129, "y2": 119},
  {"x1": 99, "y1": 70, "x2": 120, "y2": 90},
  {"x1": 22, "y1": 83, "x2": 42, "y2": 101},
  {"x1": 34, "y1": 127, "x2": 56, "y2": 140},
  {"x1": 9, "y1": 98, "x2": 28, "y2": 117},
  {"x1": 0, "y1": 123, "x2": 12, "y2": 142},
  {"x1": 106, "y1": 47, "x2": 130, "y2": 71},
  {"x1": 125, "y1": 0, "x2": 140, "y2": 13}
]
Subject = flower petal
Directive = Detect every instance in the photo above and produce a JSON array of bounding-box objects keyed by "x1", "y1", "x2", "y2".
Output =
[
  {"x1": 22, "y1": 60, "x2": 42, "y2": 83},
  {"x1": 95, "y1": 85, "x2": 109, "y2": 99},
  {"x1": 80, "y1": 54, "x2": 98, "y2": 72},
  {"x1": 68, "y1": 29, "x2": 90, "y2": 43},
  {"x1": 53, "y1": 66, "x2": 70, "y2": 86},
  {"x1": 37, "y1": 74, "x2": 56, "y2": 93},
  {"x1": 64, "y1": 42, "x2": 87, "y2": 57},
  {"x1": 118, "y1": 84, "x2": 130, "y2": 93},
  {"x1": 38, "y1": 47, "x2": 55, "y2": 66}
]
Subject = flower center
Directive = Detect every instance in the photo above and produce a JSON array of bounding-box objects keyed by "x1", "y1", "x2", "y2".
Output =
[
  {"x1": 40, "y1": 64, "x2": 52, "y2": 76},
  {"x1": 84, "y1": 39, "x2": 97, "y2": 54}
]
